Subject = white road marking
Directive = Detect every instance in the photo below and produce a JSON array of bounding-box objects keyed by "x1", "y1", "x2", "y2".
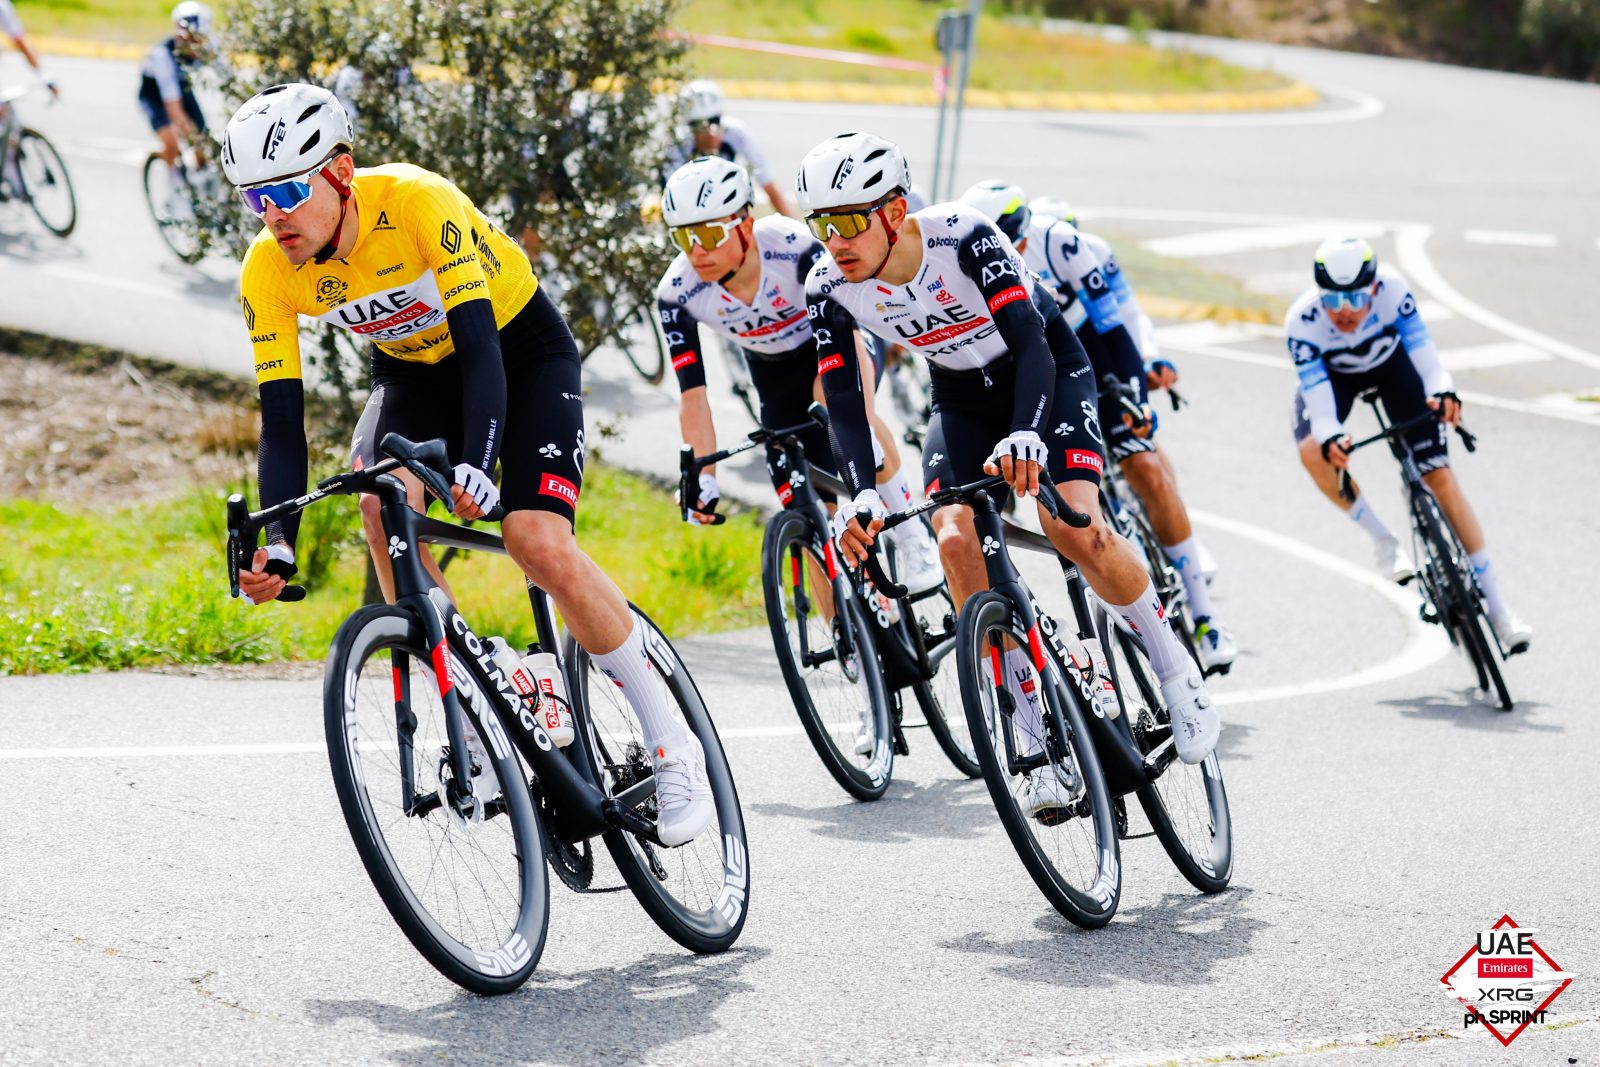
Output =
[
  {"x1": 1464, "y1": 229, "x2": 1557, "y2": 248},
  {"x1": 0, "y1": 742, "x2": 326, "y2": 760},
  {"x1": 1438, "y1": 341, "x2": 1551, "y2": 371},
  {"x1": 1143, "y1": 219, "x2": 1385, "y2": 258}
]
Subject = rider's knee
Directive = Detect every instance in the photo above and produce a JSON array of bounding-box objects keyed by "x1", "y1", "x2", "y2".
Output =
[
  {"x1": 503, "y1": 512, "x2": 579, "y2": 585},
  {"x1": 1119, "y1": 451, "x2": 1168, "y2": 498}
]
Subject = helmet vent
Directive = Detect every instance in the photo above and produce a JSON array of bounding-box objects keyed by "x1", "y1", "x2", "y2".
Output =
[{"x1": 296, "y1": 105, "x2": 322, "y2": 125}]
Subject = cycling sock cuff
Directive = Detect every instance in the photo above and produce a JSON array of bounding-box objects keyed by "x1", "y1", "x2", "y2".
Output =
[
  {"x1": 591, "y1": 615, "x2": 689, "y2": 752},
  {"x1": 1468, "y1": 549, "x2": 1508, "y2": 618},
  {"x1": 1348, "y1": 493, "x2": 1396, "y2": 545},
  {"x1": 1162, "y1": 535, "x2": 1215, "y2": 620},
  {"x1": 879, "y1": 468, "x2": 915, "y2": 513},
  {"x1": 1110, "y1": 581, "x2": 1188, "y2": 682}
]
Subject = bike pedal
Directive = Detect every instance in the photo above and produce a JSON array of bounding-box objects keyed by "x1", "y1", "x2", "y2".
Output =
[
  {"x1": 1203, "y1": 663, "x2": 1232, "y2": 678},
  {"x1": 1418, "y1": 605, "x2": 1440, "y2": 626}
]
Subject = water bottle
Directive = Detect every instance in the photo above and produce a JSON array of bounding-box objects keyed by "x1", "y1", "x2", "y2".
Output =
[
  {"x1": 1080, "y1": 636, "x2": 1121, "y2": 720},
  {"x1": 520, "y1": 649, "x2": 575, "y2": 749}
]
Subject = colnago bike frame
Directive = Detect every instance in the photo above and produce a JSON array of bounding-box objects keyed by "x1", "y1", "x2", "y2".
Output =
[{"x1": 227, "y1": 442, "x2": 664, "y2": 847}]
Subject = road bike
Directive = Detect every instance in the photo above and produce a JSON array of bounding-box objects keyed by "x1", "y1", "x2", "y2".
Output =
[
  {"x1": 225, "y1": 434, "x2": 749, "y2": 993},
  {"x1": 536, "y1": 259, "x2": 667, "y2": 386},
  {"x1": 144, "y1": 140, "x2": 241, "y2": 264},
  {"x1": 679, "y1": 405, "x2": 976, "y2": 800},
  {"x1": 0, "y1": 85, "x2": 75, "y2": 237},
  {"x1": 867, "y1": 473, "x2": 1233, "y2": 926},
  {"x1": 697, "y1": 328, "x2": 760, "y2": 424},
  {"x1": 1338, "y1": 391, "x2": 1514, "y2": 710}
]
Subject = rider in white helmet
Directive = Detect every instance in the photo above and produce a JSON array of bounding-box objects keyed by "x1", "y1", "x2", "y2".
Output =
[
  {"x1": 803, "y1": 131, "x2": 1220, "y2": 774},
  {"x1": 227, "y1": 83, "x2": 720, "y2": 846},
  {"x1": 138, "y1": 0, "x2": 214, "y2": 198},
  {"x1": 656, "y1": 156, "x2": 944, "y2": 600},
  {"x1": 1289, "y1": 236, "x2": 1530, "y2": 649},
  {"x1": 962, "y1": 179, "x2": 1237, "y2": 676},
  {"x1": 663, "y1": 79, "x2": 795, "y2": 218}
]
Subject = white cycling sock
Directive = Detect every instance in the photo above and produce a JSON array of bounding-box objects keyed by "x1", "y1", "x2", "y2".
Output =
[
  {"x1": 1163, "y1": 535, "x2": 1215, "y2": 621},
  {"x1": 879, "y1": 468, "x2": 915, "y2": 512},
  {"x1": 592, "y1": 614, "x2": 690, "y2": 755},
  {"x1": 1469, "y1": 549, "x2": 1508, "y2": 617},
  {"x1": 1111, "y1": 580, "x2": 1189, "y2": 682},
  {"x1": 1348, "y1": 493, "x2": 1397, "y2": 546},
  {"x1": 1002, "y1": 648, "x2": 1046, "y2": 756}
]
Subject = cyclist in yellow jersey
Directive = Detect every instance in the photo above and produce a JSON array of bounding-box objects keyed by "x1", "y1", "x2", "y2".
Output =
[{"x1": 224, "y1": 83, "x2": 713, "y2": 846}]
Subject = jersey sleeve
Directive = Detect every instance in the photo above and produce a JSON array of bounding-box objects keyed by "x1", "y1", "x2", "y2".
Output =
[
  {"x1": 403, "y1": 175, "x2": 496, "y2": 314},
  {"x1": 723, "y1": 120, "x2": 772, "y2": 187},
  {"x1": 657, "y1": 291, "x2": 707, "y2": 392},
  {"x1": 958, "y1": 221, "x2": 1053, "y2": 437},
  {"x1": 807, "y1": 278, "x2": 876, "y2": 497},
  {"x1": 0, "y1": 0, "x2": 25, "y2": 39},
  {"x1": 1287, "y1": 305, "x2": 1341, "y2": 443},
  {"x1": 149, "y1": 45, "x2": 183, "y2": 101},
  {"x1": 1041, "y1": 221, "x2": 1124, "y2": 335},
  {"x1": 239, "y1": 246, "x2": 304, "y2": 385},
  {"x1": 1394, "y1": 287, "x2": 1452, "y2": 395}
]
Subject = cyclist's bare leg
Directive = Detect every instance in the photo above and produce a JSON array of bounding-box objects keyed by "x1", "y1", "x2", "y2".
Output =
[
  {"x1": 1299, "y1": 434, "x2": 1358, "y2": 510},
  {"x1": 359, "y1": 469, "x2": 457, "y2": 604},
  {"x1": 1039, "y1": 480, "x2": 1156, "y2": 605},
  {"x1": 1118, "y1": 449, "x2": 1191, "y2": 545},
  {"x1": 500, "y1": 511, "x2": 635, "y2": 652},
  {"x1": 1421, "y1": 467, "x2": 1485, "y2": 555},
  {"x1": 932, "y1": 504, "x2": 985, "y2": 613}
]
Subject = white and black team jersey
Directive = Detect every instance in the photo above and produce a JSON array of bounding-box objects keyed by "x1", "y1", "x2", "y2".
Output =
[
  {"x1": 655, "y1": 215, "x2": 827, "y2": 392},
  {"x1": 807, "y1": 203, "x2": 1061, "y2": 495},
  {"x1": 662, "y1": 117, "x2": 775, "y2": 188},
  {"x1": 1285, "y1": 265, "x2": 1451, "y2": 443}
]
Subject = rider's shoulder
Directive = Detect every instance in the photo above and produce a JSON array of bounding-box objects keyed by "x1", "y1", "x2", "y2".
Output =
[
  {"x1": 655, "y1": 254, "x2": 695, "y2": 303},
  {"x1": 1372, "y1": 266, "x2": 1417, "y2": 316},
  {"x1": 1285, "y1": 287, "x2": 1324, "y2": 331},
  {"x1": 804, "y1": 251, "x2": 844, "y2": 296},
  {"x1": 355, "y1": 162, "x2": 465, "y2": 214}
]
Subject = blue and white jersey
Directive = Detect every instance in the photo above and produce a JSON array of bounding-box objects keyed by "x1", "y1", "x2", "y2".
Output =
[
  {"x1": 1285, "y1": 265, "x2": 1451, "y2": 442},
  {"x1": 139, "y1": 38, "x2": 196, "y2": 101},
  {"x1": 1020, "y1": 213, "x2": 1123, "y2": 338},
  {"x1": 1080, "y1": 230, "x2": 1160, "y2": 360}
]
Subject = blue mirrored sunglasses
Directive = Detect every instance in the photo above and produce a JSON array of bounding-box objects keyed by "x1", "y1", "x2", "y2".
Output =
[
  {"x1": 1320, "y1": 288, "x2": 1372, "y2": 311},
  {"x1": 238, "y1": 166, "x2": 322, "y2": 216}
]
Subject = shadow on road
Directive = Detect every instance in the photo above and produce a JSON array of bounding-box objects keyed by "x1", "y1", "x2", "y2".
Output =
[
  {"x1": 749, "y1": 773, "x2": 995, "y2": 845},
  {"x1": 307, "y1": 946, "x2": 768, "y2": 1067},
  {"x1": 1382, "y1": 690, "x2": 1556, "y2": 732},
  {"x1": 940, "y1": 885, "x2": 1263, "y2": 991}
]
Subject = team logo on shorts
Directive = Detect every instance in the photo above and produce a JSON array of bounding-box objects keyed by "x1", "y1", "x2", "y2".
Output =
[
  {"x1": 539, "y1": 473, "x2": 580, "y2": 507},
  {"x1": 315, "y1": 276, "x2": 350, "y2": 307}
]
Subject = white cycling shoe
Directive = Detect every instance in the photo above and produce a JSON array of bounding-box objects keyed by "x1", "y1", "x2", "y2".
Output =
[
  {"x1": 891, "y1": 522, "x2": 945, "y2": 595},
  {"x1": 853, "y1": 706, "x2": 878, "y2": 756},
  {"x1": 1375, "y1": 538, "x2": 1416, "y2": 585},
  {"x1": 652, "y1": 734, "x2": 715, "y2": 847},
  {"x1": 1491, "y1": 610, "x2": 1532, "y2": 655},
  {"x1": 1194, "y1": 618, "x2": 1237, "y2": 676},
  {"x1": 1160, "y1": 664, "x2": 1219, "y2": 765}
]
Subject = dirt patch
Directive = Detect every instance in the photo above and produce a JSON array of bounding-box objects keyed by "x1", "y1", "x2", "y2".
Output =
[{"x1": 0, "y1": 351, "x2": 258, "y2": 505}]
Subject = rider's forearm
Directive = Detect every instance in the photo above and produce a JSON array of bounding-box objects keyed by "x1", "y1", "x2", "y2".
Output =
[
  {"x1": 257, "y1": 379, "x2": 309, "y2": 549},
  {"x1": 447, "y1": 298, "x2": 507, "y2": 475},
  {"x1": 679, "y1": 387, "x2": 717, "y2": 473},
  {"x1": 15, "y1": 37, "x2": 46, "y2": 77},
  {"x1": 163, "y1": 99, "x2": 191, "y2": 129}
]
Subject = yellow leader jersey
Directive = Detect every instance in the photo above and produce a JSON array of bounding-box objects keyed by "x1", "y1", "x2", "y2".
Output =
[{"x1": 239, "y1": 163, "x2": 536, "y2": 384}]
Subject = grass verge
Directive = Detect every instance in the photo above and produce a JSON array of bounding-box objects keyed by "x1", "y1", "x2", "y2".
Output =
[
  {"x1": 1102, "y1": 227, "x2": 1287, "y2": 321},
  {"x1": 0, "y1": 463, "x2": 766, "y2": 675}
]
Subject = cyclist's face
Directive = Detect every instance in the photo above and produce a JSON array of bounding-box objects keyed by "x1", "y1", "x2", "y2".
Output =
[
  {"x1": 824, "y1": 198, "x2": 903, "y2": 283},
  {"x1": 261, "y1": 155, "x2": 354, "y2": 265},
  {"x1": 685, "y1": 213, "x2": 751, "y2": 281},
  {"x1": 1327, "y1": 286, "x2": 1376, "y2": 333},
  {"x1": 692, "y1": 120, "x2": 723, "y2": 155}
]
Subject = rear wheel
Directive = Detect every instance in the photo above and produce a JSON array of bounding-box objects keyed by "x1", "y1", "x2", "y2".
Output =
[
  {"x1": 1415, "y1": 492, "x2": 1512, "y2": 710},
  {"x1": 17, "y1": 129, "x2": 75, "y2": 237},
  {"x1": 143, "y1": 153, "x2": 203, "y2": 263},
  {"x1": 564, "y1": 608, "x2": 749, "y2": 953},
  {"x1": 1097, "y1": 603, "x2": 1232, "y2": 893},
  {"x1": 908, "y1": 585, "x2": 979, "y2": 778},
  {"x1": 762, "y1": 510, "x2": 894, "y2": 800},
  {"x1": 957, "y1": 591, "x2": 1121, "y2": 927},
  {"x1": 619, "y1": 305, "x2": 667, "y2": 385},
  {"x1": 323, "y1": 605, "x2": 547, "y2": 994}
]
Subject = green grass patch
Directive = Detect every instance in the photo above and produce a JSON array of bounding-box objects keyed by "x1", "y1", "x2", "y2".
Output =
[
  {"x1": 1103, "y1": 228, "x2": 1287, "y2": 319},
  {"x1": 0, "y1": 463, "x2": 766, "y2": 675},
  {"x1": 680, "y1": 0, "x2": 1287, "y2": 94},
  {"x1": 13, "y1": 0, "x2": 169, "y2": 42}
]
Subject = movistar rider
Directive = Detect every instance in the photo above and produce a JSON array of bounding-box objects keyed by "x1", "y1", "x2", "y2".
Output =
[{"x1": 225, "y1": 83, "x2": 716, "y2": 845}]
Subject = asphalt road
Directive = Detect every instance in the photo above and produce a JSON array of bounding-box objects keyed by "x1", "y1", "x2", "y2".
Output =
[{"x1": 2, "y1": 35, "x2": 1599, "y2": 1067}]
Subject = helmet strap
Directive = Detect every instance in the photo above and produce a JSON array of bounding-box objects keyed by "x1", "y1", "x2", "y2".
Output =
[
  {"x1": 312, "y1": 163, "x2": 353, "y2": 265},
  {"x1": 866, "y1": 204, "x2": 897, "y2": 281},
  {"x1": 716, "y1": 218, "x2": 751, "y2": 286}
]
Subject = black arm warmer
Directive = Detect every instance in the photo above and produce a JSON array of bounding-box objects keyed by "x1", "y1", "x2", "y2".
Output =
[
  {"x1": 447, "y1": 298, "x2": 506, "y2": 474},
  {"x1": 808, "y1": 293, "x2": 877, "y2": 498},
  {"x1": 658, "y1": 298, "x2": 707, "y2": 392},
  {"x1": 957, "y1": 224, "x2": 1054, "y2": 435},
  {"x1": 257, "y1": 378, "x2": 308, "y2": 549}
]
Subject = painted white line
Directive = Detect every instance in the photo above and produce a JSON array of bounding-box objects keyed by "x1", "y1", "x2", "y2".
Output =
[
  {"x1": 0, "y1": 258, "x2": 189, "y2": 303},
  {"x1": 1189, "y1": 509, "x2": 1450, "y2": 707},
  {"x1": 1439, "y1": 341, "x2": 1551, "y2": 372},
  {"x1": 1464, "y1": 229, "x2": 1557, "y2": 249},
  {"x1": 1144, "y1": 219, "x2": 1385, "y2": 259},
  {"x1": 1393, "y1": 223, "x2": 1600, "y2": 373},
  {"x1": 0, "y1": 742, "x2": 325, "y2": 760}
]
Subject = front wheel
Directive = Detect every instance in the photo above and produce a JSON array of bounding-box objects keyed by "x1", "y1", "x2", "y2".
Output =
[
  {"x1": 762, "y1": 510, "x2": 894, "y2": 800},
  {"x1": 143, "y1": 153, "x2": 202, "y2": 263},
  {"x1": 17, "y1": 129, "x2": 75, "y2": 237},
  {"x1": 323, "y1": 605, "x2": 548, "y2": 994},
  {"x1": 619, "y1": 305, "x2": 667, "y2": 385},
  {"x1": 564, "y1": 607, "x2": 749, "y2": 953},
  {"x1": 957, "y1": 591, "x2": 1121, "y2": 927},
  {"x1": 1415, "y1": 493, "x2": 1512, "y2": 710}
]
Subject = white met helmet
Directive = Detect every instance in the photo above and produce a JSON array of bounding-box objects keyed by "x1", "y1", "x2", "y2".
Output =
[
  {"x1": 1030, "y1": 195, "x2": 1077, "y2": 229},
  {"x1": 662, "y1": 157, "x2": 753, "y2": 227},
  {"x1": 172, "y1": 0, "x2": 212, "y2": 35},
  {"x1": 221, "y1": 83, "x2": 353, "y2": 187},
  {"x1": 960, "y1": 180, "x2": 1031, "y2": 243},
  {"x1": 681, "y1": 80, "x2": 725, "y2": 123},
  {"x1": 795, "y1": 132, "x2": 911, "y2": 214},
  {"x1": 1314, "y1": 236, "x2": 1378, "y2": 292}
]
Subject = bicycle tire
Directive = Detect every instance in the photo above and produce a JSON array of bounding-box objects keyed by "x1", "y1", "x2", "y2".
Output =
[
  {"x1": 1415, "y1": 493, "x2": 1513, "y2": 710},
  {"x1": 563, "y1": 607, "x2": 749, "y2": 953},
  {"x1": 1096, "y1": 604, "x2": 1232, "y2": 893},
  {"x1": 762, "y1": 509, "x2": 894, "y2": 800},
  {"x1": 620, "y1": 306, "x2": 667, "y2": 385},
  {"x1": 957, "y1": 590, "x2": 1121, "y2": 927},
  {"x1": 142, "y1": 153, "x2": 203, "y2": 264},
  {"x1": 17, "y1": 129, "x2": 75, "y2": 237},
  {"x1": 323, "y1": 604, "x2": 548, "y2": 994},
  {"x1": 908, "y1": 588, "x2": 979, "y2": 778}
]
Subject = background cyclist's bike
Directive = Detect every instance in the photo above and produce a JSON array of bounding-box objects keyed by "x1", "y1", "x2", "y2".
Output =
[
  {"x1": 226, "y1": 434, "x2": 749, "y2": 993},
  {"x1": 0, "y1": 85, "x2": 75, "y2": 238},
  {"x1": 144, "y1": 139, "x2": 239, "y2": 263}
]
